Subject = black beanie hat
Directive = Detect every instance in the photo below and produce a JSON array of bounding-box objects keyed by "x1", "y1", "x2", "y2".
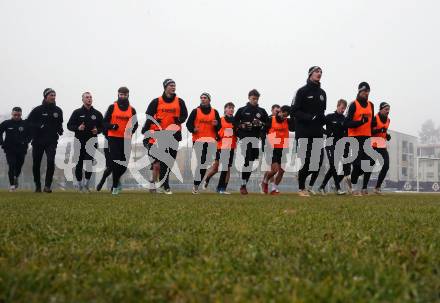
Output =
[
  {"x1": 200, "y1": 92, "x2": 211, "y2": 101},
  {"x1": 308, "y1": 66, "x2": 322, "y2": 77},
  {"x1": 358, "y1": 82, "x2": 370, "y2": 92},
  {"x1": 163, "y1": 79, "x2": 175, "y2": 89},
  {"x1": 43, "y1": 88, "x2": 55, "y2": 98},
  {"x1": 380, "y1": 102, "x2": 390, "y2": 110},
  {"x1": 118, "y1": 86, "x2": 129, "y2": 94}
]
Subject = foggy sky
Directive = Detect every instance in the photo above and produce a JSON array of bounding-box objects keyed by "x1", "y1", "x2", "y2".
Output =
[{"x1": 1, "y1": 0, "x2": 439, "y2": 136}]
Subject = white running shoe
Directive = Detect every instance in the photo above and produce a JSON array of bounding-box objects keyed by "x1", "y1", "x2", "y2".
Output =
[
  {"x1": 9, "y1": 185, "x2": 16, "y2": 192},
  {"x1": 82, "y1": 184, "x2": 91, "y2": 193},
  {"x1": 148, "y1": 181, "x2": 156, "y2": 193},
  {"x1": 374, "y1": 187, "x2": 382, "y2": 195},
  {"x1": 192, "y1": 185, "x2": 199, "y2": 195},
  {"x1": 218, "y1": 190, "x2": 231, "y2": 195},
  {"x1": 318, "y1": 187, "x2": 327, "y2": 196},
  {"x1": 307, "y1": 187, "x2": 316, "y2": 195},
  {"x1": 75, "y1": 181, "x2": 83, "y2": 192},
  {"x1": 298, "y1": 189, "x2": 310, "y2": 197},
  {"x1": 202, "y1": 182, "x2": 208, "y2": 190},
  {"x1": 337, "y1": 189, "x2": 346, "y2": 195}
]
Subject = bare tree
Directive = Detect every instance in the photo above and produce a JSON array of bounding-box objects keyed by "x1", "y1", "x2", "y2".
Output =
[{"x1": 419, "y1": 119, "x2": 440, "y2": 144}]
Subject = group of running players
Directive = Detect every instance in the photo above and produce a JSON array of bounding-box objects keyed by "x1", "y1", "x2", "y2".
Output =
[{"x1": 0, "y1": 66, "x2": 391, "y2": 196}]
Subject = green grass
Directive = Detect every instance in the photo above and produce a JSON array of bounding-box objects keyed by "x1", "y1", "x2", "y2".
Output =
[{"x1": 0, "y1": 191, "x2": 439, "y2": 302}]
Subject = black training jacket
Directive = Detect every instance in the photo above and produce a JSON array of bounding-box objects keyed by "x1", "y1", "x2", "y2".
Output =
[
  {"x1": 67, "y1": 106, "x2": 104, "y2": 143},
  {"x1": 27, "y1": 101, "x2": 63, "y2": 146},
  {"x1": 290, "y1": 80, "x2": 327, "y2": 138},
  {"x1": 0, "y1": 118, "x2": 31, "y2": 153}
]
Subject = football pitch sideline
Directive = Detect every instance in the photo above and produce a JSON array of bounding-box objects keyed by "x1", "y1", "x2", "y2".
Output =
[{"x1": 0, "y1": 192, "x2": 439, "y2": 302}]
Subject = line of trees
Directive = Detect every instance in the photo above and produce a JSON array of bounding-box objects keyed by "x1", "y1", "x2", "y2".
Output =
[{"x1": 419, "y1": 119, "x2": 440, "y2": 144}]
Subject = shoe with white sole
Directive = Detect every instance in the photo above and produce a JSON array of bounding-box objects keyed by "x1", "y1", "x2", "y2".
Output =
[
  {"x1": 202, "y1": 182, "x2": 208, "y2": 190},
  {"x1": 307, "y1": 187, "x2": 316, "y2": 195},
  {"x1": 192, "y1": 185, "x2": 199, "y2": 195},
  {"x1": 352, "y1": 187, "x2": 362, "y2": 196},
  {"x1": 261, "y1": 182, "x2": 269, "y2": 194},
  {"x1": 83, "y1": 184, "x2": 91, "y2": 193},
  {"x1": 318, "y1": 187, "x2": 327, "y2": 196},
  {"x1": 240, "y1": 185, "x2": 248, "y2": 195},
  {"x1": 148, "y1": 181, "x2": 156, "y2": 193},
  {"x1": 298, "y1": 189, "x2": 310, "y2": 197},
  {"x1": 75, "y1": 182, "x2": 83, "y2": 193},
  {"x1": 337, "y1": 189, "x2": 347, "y2": 195},
  {"x1": 218, "y1": 190, "x2": 231, "y2": 195},
  {"x1": 270, "y1": 189, "x2": 280, "y2": 195}
]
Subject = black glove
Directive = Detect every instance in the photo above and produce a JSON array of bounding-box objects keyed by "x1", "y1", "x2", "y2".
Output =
[
  {"x1": 111, "y1": 124, "x2": 119, "y2": 130},
  {"x1": 252, "y1": 119, "x2": 263, "y2": 128},
  {"x1": 141, "y1": 124, "x2": 148, "y2": 134},
  {"x1": 142, "y1": 138, "x2": 150, "y2": 149},
  {"x1": 381, "y1": 127, "x2": 387, "y2": 133},
  {"x1": 173, "y1": 117, "x2": 180, "y2": 124},
  {"x1": 386, "y1": 133, "x2": 391, "y2": 141}
]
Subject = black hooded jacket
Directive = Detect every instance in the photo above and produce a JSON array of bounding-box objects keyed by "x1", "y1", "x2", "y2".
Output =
[
  {"x1": 0, "y1": 118, "x2": 31, "y2": 153},
  {"x1": 27, "y1": 100, "x2": 64, "y2": 145},
  {"x1": 234, "y1": 102, "x2": 269, "y2": 139},
  {"x1": 324, "y1": 111, "x2": 347, "y2": 140},
  {"x1": 67, "y1": 105, "x2": 103, "y2": 143},
  {"x1": 290, "y1": 80, "x2": 327, "y2": 138}
]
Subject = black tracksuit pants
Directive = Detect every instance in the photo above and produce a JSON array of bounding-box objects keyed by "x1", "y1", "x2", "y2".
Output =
[
  {"x1": 320, "y1": 143, "x2": 351, "y2": 190},
  {"x1": 350, "y1": 136, "x2": 372, "y2": 189},
  {"x1": 159, "y1": 147, "x2": 178, "y2": 190},
  {"x1": 97, "y1": 146, "x2": 112, "y2": 187},
  {"x1": 240, "y1": 140, "x2": 260, "y2": 185},
  {"x1": 297, "y1": 137, "x2": 324, "y2": 190},
  {"x1": 217, "y1": 149, "x2": 235, "y2": 191},
  {"x1": 108, "y1": 137, "x2": 130, "y2": 189},
  {"x1": 193, "y1": 142, "x2": 216, "y2": 186},
  {"x1": 374, "y1": 147, "x2": 389, "y2": 189},
  {"x1": 6, "y1": 151, "x2": 26, "y2": 186},
  {"x1": 74, "y1": 142, "x2": 94, "y2": 182},
  {"x1": 32, "y1": 143, "x2": 57, "y2": 188}
]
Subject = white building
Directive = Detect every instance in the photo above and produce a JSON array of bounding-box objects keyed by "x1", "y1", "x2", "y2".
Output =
[
  {"x1": 417, "y1": 144, "x2": 440, "y2": 182},
  {"x1": 385, "y1": 130, "x2": 418, "y2": 183}
]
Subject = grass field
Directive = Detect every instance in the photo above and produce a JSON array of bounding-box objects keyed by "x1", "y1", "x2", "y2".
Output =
[{"x1": 0, "y1": 191, "x2": 439, "y2": 302}]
